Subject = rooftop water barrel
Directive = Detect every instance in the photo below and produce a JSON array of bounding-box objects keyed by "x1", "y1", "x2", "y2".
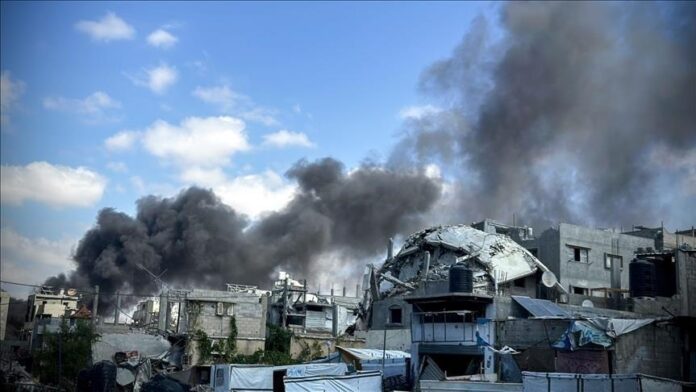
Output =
[
  {"x1": 629, "y1": 258, "x2": 656, "y2": 298},
  {"x1": 449, "y1": 264, "x2": 473, "y2": 293}
]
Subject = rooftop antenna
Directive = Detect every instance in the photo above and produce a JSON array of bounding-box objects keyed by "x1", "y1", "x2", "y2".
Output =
[{"x1": 134, "y1": 261, "x2": 169, "y2": 294}]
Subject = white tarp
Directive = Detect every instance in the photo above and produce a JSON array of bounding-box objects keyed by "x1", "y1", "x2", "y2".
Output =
[
  {"x1": 286, "y1": 363, "x2": 348, "y2": 378},
  {"x1": 336, "y1": 346, "x2": 410, "y2": 360},
  {"x1": 224, "y1": 363, "x2": 348, "y2": 391},
  {"x1": 284, "y1": 370, "x2": 383, "y2": 392},
  {"x1": 586, "y1": 318, "x2": 655, "y2": 338}
]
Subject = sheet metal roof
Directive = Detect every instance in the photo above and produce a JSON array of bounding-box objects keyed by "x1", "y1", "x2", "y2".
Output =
[{"x1": 512, "y1": 295, "x2": 570, "y2": 318}]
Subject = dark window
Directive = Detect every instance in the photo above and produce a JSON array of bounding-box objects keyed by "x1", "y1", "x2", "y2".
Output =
[
  {"x1": 514, "y1": 278, "x2": 526, "y2": 288},
  {"x1": 567, "y1": 245, "x2": 589, "y2": 263},
  {"x1": 389, "y1": 306, "x2": 402, "y2": 324},
  {"x1": 572, "y1": 286, "x2": 588, "y2": 295}
]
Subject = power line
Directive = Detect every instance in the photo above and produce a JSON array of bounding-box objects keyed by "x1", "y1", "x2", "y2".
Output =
[{"x1": 0, "y1": 279, "x2": 271, "y2": 302}]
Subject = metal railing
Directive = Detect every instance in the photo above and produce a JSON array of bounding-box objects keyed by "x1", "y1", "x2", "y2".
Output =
[{"x1": 410, "y1": 310, "x2": 485, "y2": 343}]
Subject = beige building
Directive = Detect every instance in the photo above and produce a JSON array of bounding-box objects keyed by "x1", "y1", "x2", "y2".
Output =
[{"x1": 0, "y1": 290, "x2": 9, "y2": 340}]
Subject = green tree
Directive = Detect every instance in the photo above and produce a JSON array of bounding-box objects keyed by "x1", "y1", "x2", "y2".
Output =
[{"x1": 35, "y1": 318, "x2": 100, "y2": 387}]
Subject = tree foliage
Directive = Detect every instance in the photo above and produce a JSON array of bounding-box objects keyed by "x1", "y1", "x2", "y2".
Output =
[{"x1": 34, "y1": 319, "x2": 100, "y2": 387}]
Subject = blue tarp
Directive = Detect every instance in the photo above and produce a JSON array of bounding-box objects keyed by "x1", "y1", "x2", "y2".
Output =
[{"x1": 552, "y1": 320, "x2": 613, "y2": 351}]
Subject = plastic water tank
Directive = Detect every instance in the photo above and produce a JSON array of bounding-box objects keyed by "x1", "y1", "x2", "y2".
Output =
[
  {"x1": 449, "y1": 264, "x2": 473, "y2": 293},
  {"x1": 629, "y1": 258, "x2": 656, "y2": 298}
]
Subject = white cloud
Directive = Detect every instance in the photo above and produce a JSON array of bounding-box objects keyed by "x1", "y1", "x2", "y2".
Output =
[
  {"x1": 1, "y1": 71, "x2": 26, "y2": 126},
  {"x1": 147, "y1": 29, "x2": 178, "y2": 48},
  {"x1": 1, "y1": 227, "x2": 76, "y2": 297},
  {"x1": 1, "y1": 161, "x2": 106, "y2": 208},
  {"x1": 105, "y1": 130, "x2": 140, "y2": 151},
  {"x1": 263, "y1": 130, "x2": 315, "y2": 148},
  {"x1": 192, "y1": 84, "x2": 279, "y2": 126},
  {"x1": 424, "y1": 163, "x2": 442, "y2": 179},
  {"x1": 185, "y1": 170, "x2": 296, "y2": 219},
  {"x1": 240, "y1": 107, "x2": 279, "y2": 127},
  {"x1": 43, "y1": 91, "x2": 121, "y2": 122},
  {"x1": 192, "y1": 85, "x2": 242, "y2": 111},
  {"x1": 399, "y1": 104, "x2": 442, "y2": 120},
  {"x1": 75, "y1": 12, "x2": 135, "y2": 42},
  {"x1": 106, "y1": 161, "x2": 128, "y2": 173},
  {"x1": 142, "y1": 116, "x2": 250, "y2": 167},
  {"x1": 130, "y1": 64, "x2": 178, "y2": 94}
]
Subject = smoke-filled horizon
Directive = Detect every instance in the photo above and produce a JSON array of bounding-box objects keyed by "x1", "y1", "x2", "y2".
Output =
[
  {"x1": 44, "y1": 159, "x2": 441, "y2": 310},
  {"x1": 43, "y1": 2, "x2": 695, "y2": 309}
]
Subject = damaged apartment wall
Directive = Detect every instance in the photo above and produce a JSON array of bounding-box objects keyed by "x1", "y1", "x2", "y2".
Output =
[
  {"x1": 180, "y1": 288, "x2": 267, "y2": 360},
  {"x1": 531, "y1": 223, "x2": 655, "y2": 294}
]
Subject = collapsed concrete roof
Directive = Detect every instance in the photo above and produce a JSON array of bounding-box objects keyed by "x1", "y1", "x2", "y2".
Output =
[{"x1": 377, "y1": 224, "x2": 564, "y2": 296}]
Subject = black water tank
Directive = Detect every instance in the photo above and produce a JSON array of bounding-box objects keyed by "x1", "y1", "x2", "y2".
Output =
[
  {"x1": 449, "y1": 264, "x2": 473, "y2": 293},
  {"x1": 629, "y1": 258, "x2": 656, "y2": 298}
]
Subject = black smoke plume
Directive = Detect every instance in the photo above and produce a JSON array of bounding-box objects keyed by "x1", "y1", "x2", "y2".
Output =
[
  {"x1": 45, "y1": 159, "x2": 441, "y2": 310},
  {"x1": 395, "y1": 1, "x2": 696, "y2": 229}
]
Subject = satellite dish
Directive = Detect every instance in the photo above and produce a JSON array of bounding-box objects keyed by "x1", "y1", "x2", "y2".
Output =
[
  {"x1": 541, "y1": 271, "x2": 558, "y2": 288},
  {"x1": 66, "y1": 288, "x2": 78, "y2": 296},
  {"x1": 582, "y1": 299, "x2": 595, "y2": 308}
]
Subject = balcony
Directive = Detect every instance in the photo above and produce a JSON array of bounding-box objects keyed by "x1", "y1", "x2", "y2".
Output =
[{"x1": 410, "y1": 310, "x2": 491, "y2": 344}]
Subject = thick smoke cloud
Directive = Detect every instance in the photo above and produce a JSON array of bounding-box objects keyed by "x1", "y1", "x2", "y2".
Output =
[
  {"x1": 397, "y1": 2, "x2": 696, "y2": 229},
  {"x1": 45, "y1": 159, "x2": 441, "y2": 309},
  {"x1": 43, "y1": 2, "x2": 694, "y2": 310}
]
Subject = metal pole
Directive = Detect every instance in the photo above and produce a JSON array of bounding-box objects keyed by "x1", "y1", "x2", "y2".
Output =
[
  {"x1": 382, "y1": 326, "x2": 387, "y2": 371},
  {"x1": 92, "y1": 285, "x2": 99, "y2": 327},
  {"x1": 114, "y1": 292, "x2": 120, "y2": 325}
]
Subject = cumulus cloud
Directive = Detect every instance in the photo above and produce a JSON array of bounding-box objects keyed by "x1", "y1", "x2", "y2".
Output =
[
  {"x1": 1, "y1": 162, "x2": 106, "y2": 208},
  {"x1": 142, "y1": 116, "x2": 250, "y2": 167},
  {"x1": 192, "y1": 84, "x2": 279, "y2": 126},
  {"x1": 1, "y1": 71, "x2": 26, "y2": 126},
  {"x1": 75, "y1": 12, "x2": 135, "y2": 42},
  {"x1": 192, "y1": 85, "x2": 243, "y2": 111},
  {"x1": 180, "y1": 168, "x2": 297, "y2": 219},
  {"x1": 129, "y1": 64, "x2": 178, "y2": 94},
  {"x1": 43, "y1": 91, "x2": 121, "y2": 123},
  {"x1": 263, "y1": 130, "x2": 315, "y2": 148},
  {"x1": 147, "y1": 29, "x2": 178, "y2": 48},
  {"x1": 105, "y1": 130, "x2": 139, "y2": 151},
  {"x1": 399, "y1": 104, "x2": 442, "y2": 120}
]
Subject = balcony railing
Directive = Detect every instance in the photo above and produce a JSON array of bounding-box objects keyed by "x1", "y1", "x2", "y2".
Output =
[{"x1": 410, "y1": 310, "x2": 490, "y2": 343}]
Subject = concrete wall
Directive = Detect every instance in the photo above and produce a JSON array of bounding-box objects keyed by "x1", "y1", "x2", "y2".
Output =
[
  {"x1": 289, "y1": 334, "x2": 365, "y2": 358},
  {"x1": 371, "y1": 297, "x2": 413, "y2": 330},
  {"x1": 366, "y1": 328, "x2": 412, "y2": 351},
  {"x1": 184, "y1": 290, "x2": 267, "y2": 340},
  {"x1": 613, "y1": 322, "x2": 684, "y2": 380},
  {"x1": 0, "y1": 291, "x2": 8, "y2": 340},
  {"x1": 678, "y1": 249, "x2": 696, "y2": 317},
  {"x1": 534, "y1": 224, "x2": 654, "y2": 293},
  {"x1": 496, "y1": 319, "x2": 569, "y2": 350}
]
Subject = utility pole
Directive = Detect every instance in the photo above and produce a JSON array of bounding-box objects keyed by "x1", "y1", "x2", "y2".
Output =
[
  {"x1": 92, "y1": 285, "x2": 100, "y2": 327},
  {"x1": 114, "y1": 292, "x2": 120, "y2": 324},
  {"x1": 282, "y1": 277, "x2": 289, "y2": 328}
]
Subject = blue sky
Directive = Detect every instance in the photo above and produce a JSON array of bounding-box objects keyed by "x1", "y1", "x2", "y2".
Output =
[{"x1": 1, "y1": 1, "x2": 493, "y2": 295}]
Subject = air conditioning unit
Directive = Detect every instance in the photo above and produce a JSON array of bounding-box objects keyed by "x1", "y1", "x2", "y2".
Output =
[{"x1": 216, "y1": 302, "x2": 224, "y2": 316}]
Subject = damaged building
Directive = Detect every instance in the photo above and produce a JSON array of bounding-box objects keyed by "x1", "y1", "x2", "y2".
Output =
[
  {"x1": 358, "y1": 222, "x2": 696, "y2": 389},
  {"x1": 268, "y1": 272, "x2": 366, "y2": 357}
]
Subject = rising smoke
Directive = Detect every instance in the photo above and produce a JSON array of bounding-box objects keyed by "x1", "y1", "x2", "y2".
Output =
[
  {"x1": 396, "y1": 1, "x2": 696, "y2": 229},
  {"x1": 45, "y1": 159, "x2": 441, "y2": 309},
  {"x1": 45, "y1": 2, "x2": 695, "y2": 308}
]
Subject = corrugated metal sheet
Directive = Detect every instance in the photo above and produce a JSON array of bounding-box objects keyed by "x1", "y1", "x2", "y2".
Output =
[{"x1": 511, "y1": 296, "x2": 570, "y2": 318}]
